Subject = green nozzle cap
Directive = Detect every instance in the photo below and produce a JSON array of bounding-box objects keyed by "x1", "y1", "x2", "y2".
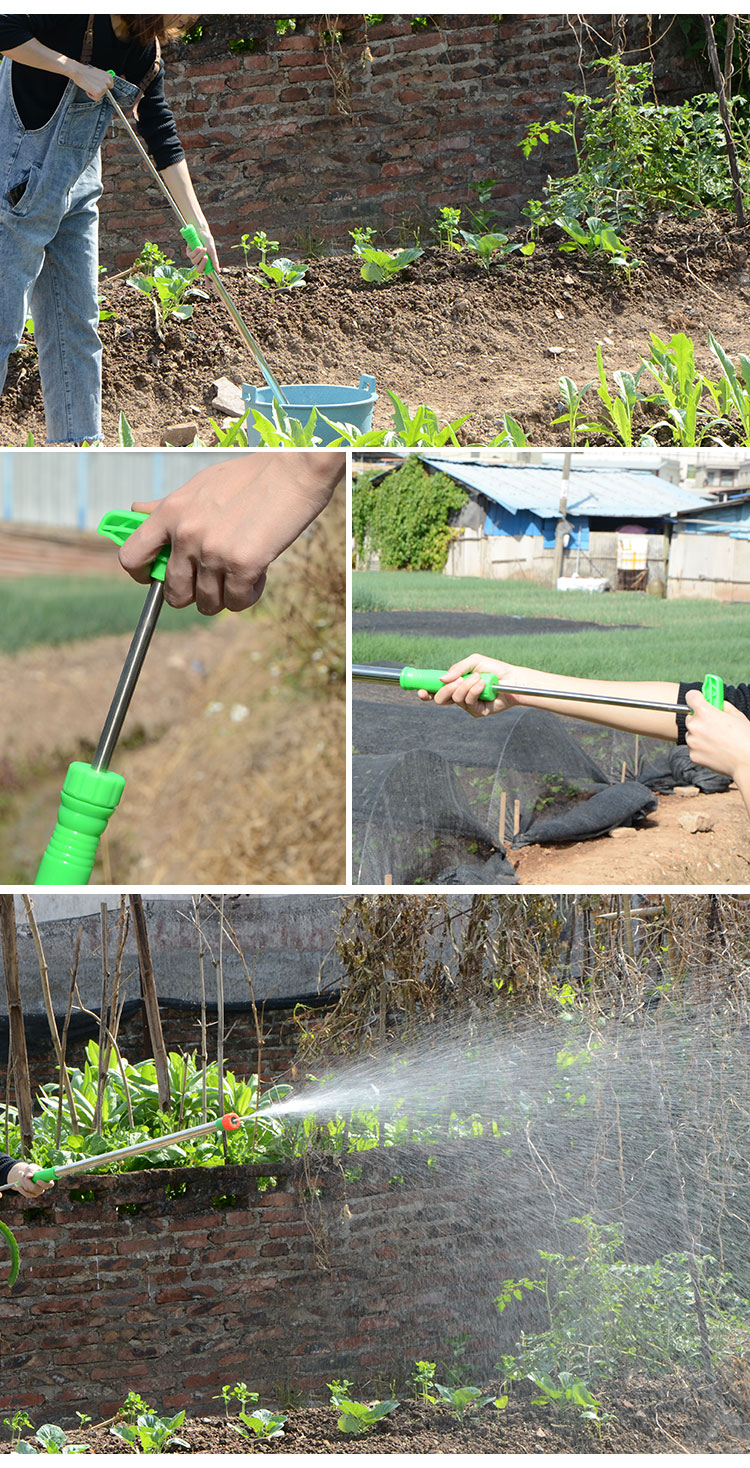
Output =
[
  {"x1": 701, "y1": 673, "x2": 724, "y2": 709},
  {"x1": 180, "y1": 223, "x2": 215, "y2": 275},
  {"x1": 97, "y1": 511, "x2": 169, "y2": 581},
  {"x1": 35, "y1": 762, "x2": 126, "y2": 885},
  {"x1": 399, "y1": 666, "x2": 499, "y2": 702}
]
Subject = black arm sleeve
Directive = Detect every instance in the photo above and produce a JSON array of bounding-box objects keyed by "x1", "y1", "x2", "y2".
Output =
[
  {"x1": 134, "y1": 65, "x2": 185, "y2": 172},
  {"x1": 0, "y1": 1154, "x2": 15, "y2": 1187},
  {"x1": 676, "y1": 681, "x2": 750, "y2": 744}
]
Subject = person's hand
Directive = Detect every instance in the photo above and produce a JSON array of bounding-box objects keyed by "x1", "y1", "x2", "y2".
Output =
[
  {"x1": 74, "y1": 63, "x2": 115, "y2": 101},
  {"x1": 117, "y1": 452, "x2": 344, "y2": 616},
  {"x1": 417, "y1": 652, "x2": 520, "y2": 718},
  {"x1": 684, "y1": 689, "x2": 750, "y2": 782},
  {"x1": 7, "y1": 1162, "x2": 53, "y2": 1198},
  {"x1": 184, "y1": 226, "x2": 220, "y2": 274}
]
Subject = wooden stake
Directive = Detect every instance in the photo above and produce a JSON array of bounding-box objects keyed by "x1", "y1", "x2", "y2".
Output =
[
  {"x1": 704, "y1": 14, "x2": 746, "y2": 225},
  {"x1": 22, "y1": 895, "x2": 80, "y2": 1133},
  {"x1": 129, "y1": 894, "x2": 170, "y2": 1112},
  {"x1": 0, "y1": 896, "x2": 33, "y2": 1154},
  {"x1": 499, "y1": 791, "x2": 507, "y2": 845},
  {"x1": 513, "y1": 798, "x2": 521, "y2": 837}
]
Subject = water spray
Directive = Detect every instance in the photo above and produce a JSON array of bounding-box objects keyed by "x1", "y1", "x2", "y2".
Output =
[
  {"x1": 35, "y1": 511, "x2": 170, "y2": 885},
  {"x1": 0, "y1": 1112, "x2": 248, "y2": 1287},
  {"x1": 353, "y1": 663, "x2": 725, "y2": 715},
  {"x1": 105, "y1": 80, "x2": 289, "y2": 405}
]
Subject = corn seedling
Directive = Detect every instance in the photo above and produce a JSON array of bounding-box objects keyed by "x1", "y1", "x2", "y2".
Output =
[
  {"x1": 357, "y1": 245, "x2": 423, "y2": 284},
  {"x1": 552, "y1": 374, "x2": 596, "y2": 446},
  {"x1": 707, "y1": 332, "x2": 750, "y2": 446}
]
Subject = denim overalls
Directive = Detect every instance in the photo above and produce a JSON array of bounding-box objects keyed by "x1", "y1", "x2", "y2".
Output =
[{"x1": 0, "y1": 63, "x2": 140, "y2": 443}]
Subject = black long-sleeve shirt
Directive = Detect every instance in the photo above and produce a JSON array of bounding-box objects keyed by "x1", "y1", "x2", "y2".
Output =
[
  {"x1": 0, "y1": 1153, "x2": 14, "y2": 1187},
  {"x1": 0, "y1": 15, "x2": 184, "y2": 170},
  {"x1": 676, "y1": 680, "x2": 750, "y2": 743}
]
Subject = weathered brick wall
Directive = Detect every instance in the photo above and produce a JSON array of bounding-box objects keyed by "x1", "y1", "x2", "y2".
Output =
[
  {"x1": 99, "y1": 13, "x2": 708, "y2": 268},
  {"x1": 0, "y1": 1145, "x2": 548, "y2": 1425}
]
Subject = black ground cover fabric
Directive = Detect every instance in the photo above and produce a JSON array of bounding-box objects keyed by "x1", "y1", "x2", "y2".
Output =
[{"x1": 353, "y1": 610, "x2": 644, "y2": 639}]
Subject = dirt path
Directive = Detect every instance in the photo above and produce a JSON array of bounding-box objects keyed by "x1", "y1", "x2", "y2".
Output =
[
  {"x1": 1, "y1": 216, "x2": 747, "y2": 446},
  {"x1": 511, "y1": 785, "x2": 750, "y2": 885}
]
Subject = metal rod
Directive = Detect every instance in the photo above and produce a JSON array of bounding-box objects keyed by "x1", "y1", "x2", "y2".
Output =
[
  {"x1": 106, "y1": 90, "x2": 289, "y2": 403},
  {"x1": 92, "y1": 580, "x2": 165, "y2": 772},
  {"x1": 0, "y1": 1115, "x2": 254, "y2": 1191},
  {"x1": 351, "y1": 664, "x2": 689, "y2": 714}
]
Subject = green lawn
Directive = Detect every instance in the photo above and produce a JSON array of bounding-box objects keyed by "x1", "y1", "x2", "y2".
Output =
[
  {"x1": 353, "y1": 571, "x2": 750, "y2": 685},
  {"x1": 0, "y1": 577, "x2": 208, "y2": 655}
]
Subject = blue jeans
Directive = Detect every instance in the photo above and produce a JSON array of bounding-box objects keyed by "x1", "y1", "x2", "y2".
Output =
[{"x1": 0, "y1": 68, "x2": 139, "y2": 443}]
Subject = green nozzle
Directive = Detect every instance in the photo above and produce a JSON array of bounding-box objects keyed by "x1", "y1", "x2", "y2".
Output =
[
  {"x1": 180, "y1": 223, "x2": 215, "y2": 275},
  {"x1": 97, "y1": 511, "x2": 169, "y2": 581},
  {"x1": 701, "y1": 673, "x2": 724, "y2": 709},
  {"x1": 399, "y1": 666, "x2": 499, "y2": 702},
  {"x1": 35, "y1": 762, "x2": 126, "y2": 885},
  {"x1": 31, "y1": 1166, "x2": 58, "y2": 1184}
]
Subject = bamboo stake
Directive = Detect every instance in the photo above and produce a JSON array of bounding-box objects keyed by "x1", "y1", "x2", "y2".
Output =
[
  {"x1": 129, "y1": 895, "x2": 170, "y2": 1112},
  {"x1": 499, "y1": 791, "x2": 507, "y2": 846},
  {"x1": 93, "y1": 903, "x2": 110, "y2": 1135},
  {"x1": 22, "y1": 895, "x2": 80, "y2": 1134},
  {"x1": 191, "y1": 896, "x2": 209, "y2": 1125},
  {"x1": 0, "y1": 896, "x2": 33, "y2": 1154}
]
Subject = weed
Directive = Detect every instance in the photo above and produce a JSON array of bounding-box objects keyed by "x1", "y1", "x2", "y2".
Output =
[
  {"x1": 434, "y1": 205, "x2": 463, "y2": 250},
  {"x1": 3, "y1": 1410, "x2": 34, "y2": 1448},
  {"x1": 214, "y1": 1383, "x2": 258, "y2": 1419},
  {"x1": 411, "y1": 1359, "x2": 437, "y2": 1404},
  {"x1": 349, "y1": 225, "x2": 377, "y2": 255}
]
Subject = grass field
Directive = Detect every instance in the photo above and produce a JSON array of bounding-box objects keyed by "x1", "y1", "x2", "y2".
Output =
[
  {"x1": 352, "y1": 571, "x2": 750, "y2": 685},
  {"x1": 0, "y1": 577, "x2": 209, "y2": 654}
]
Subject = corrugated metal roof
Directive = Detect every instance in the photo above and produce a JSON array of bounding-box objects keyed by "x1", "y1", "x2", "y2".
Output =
[{"x1": 419, "y1": 458, "x2": 713, "y2": 520}]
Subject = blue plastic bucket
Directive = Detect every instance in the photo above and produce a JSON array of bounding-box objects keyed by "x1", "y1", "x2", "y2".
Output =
[{"x1": 241, "y1": 374, "x2": 377, "y2": 445}]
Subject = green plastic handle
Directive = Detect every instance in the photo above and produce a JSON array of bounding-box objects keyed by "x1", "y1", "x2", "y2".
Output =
[
  {"x1": 35, "y1": 762, "x2": 126, "y2": 885},
  {"x1": 31, "y1": 1166, "x2": 58, "y2": 1184},
  {"x1": 399, "y1": 666, "x2": 499, "y2": 702},
  {"x1": 97, "y1": 511, "x2": 169, "y2": 581},
  {"x1": 701, "y1": 673, "x2": 724, "y2": 709},
  {"x1": 181, "y1": 223, "x2": 215, "y2": 275}
]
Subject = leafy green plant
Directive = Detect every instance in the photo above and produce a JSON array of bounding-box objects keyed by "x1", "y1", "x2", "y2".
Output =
[
  {"x1": 411, "y1": 1360, "x2": 437, "y2": 1403},
  {"x1": 352, "y1": 455, "x2": 467, "y2": 569},
  {"x1": 641, "y1": 331, "x2": 722, "y2": 446},
  {"x1": 110, "y1": 1411, "x2": 189, "y2": 1453},
  {"x1": 233, "y1": 1408, "x2": 287, "y2": 1440},
  {"x1": 434, "y1": 205, "x2": 462, "y2": 250},
  {"x1": 213, "y1": 1383, "x2": 258, "y2": 1420},
  {"x1": 126, "y1": 265, "x2": 208, "y2": 335},
  {"x1": 330, "y1": 1392, "x2": 399, "y2": 1436},
  {"x1": 251, "y1": 256, "x2": 308, "y2": 290},
  {"x1": 707, "y1": 333, "x2": 750, "y2": 446},
  {"x1": 459, "y1": 230, "x2": 535, "y2": 270},
  {"x1": 357, "y1": 245, "x2": 423, "y2": 284},
  {"x1": 132, "y1": 241, "x2": 174, "y2": 272},
  {"x1": 350, "y1": 225, "x2": 377, "y2": 255},
  {"x1": 433, "y1": 1384, "x2": 496, "y2": 1420},
  {"x1": 467, "y1": 176, "x2": 501, "y2": 232},
  {"x1": 3, "y1": 1411, "x2": 34, "y2": 1448},
  {"x1": 232, "y1": 230, "x2": 280, "y2": 268},
  {"x1": 16, "y1": 1424, "x2": 88, "y2": 1455},
  {"x1": 555, "y1": 215, "x2": 637, "y2": 276},
  {"x1": 551, "y1": 374, "x2": 595, "y2": 447}
]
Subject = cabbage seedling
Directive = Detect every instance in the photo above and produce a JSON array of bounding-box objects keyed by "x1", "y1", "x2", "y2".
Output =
[{"x1": 357, "y1": 246, "x2": 423, "y2": 284}]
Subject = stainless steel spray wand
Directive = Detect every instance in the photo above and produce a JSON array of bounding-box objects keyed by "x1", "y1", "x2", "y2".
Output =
[
  {"x1": 352, "y1": 664, "x2": 725, "y2": 715},
  {"x1": 105, "y1": 79, "x2": 289, "y2": 404}
]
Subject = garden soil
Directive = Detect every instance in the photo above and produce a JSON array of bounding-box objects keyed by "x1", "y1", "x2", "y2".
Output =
[
  {"x1": 3, "y1": 1367, "x2": 748, "y2": 1453},
  {"x1": 1, "y1": 217, "x2": 748, "y2": 446}
]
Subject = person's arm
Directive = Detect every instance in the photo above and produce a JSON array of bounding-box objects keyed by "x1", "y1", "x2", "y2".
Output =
[
  {"x1": 0, "y1": 1157, "x2": 53, "y2": 1197},
  {"x1": 418, "y1": 652, "x2": 682, "y2": 741},
  {"x1": 684, "y1": 688, "x2": 750, "y2": 816},
  {"x1": 159, "y1": 159, "x2": 220, "y2": 273},
  {"x1": 117, "y1": 451, "x2": 344, "y2": 616},
  {"x1": 0, "y1": 38, "x2": 114, "y2": 100}
]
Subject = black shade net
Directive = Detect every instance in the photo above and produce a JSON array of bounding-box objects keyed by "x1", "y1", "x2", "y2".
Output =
[{"x1": 353, "y1": 684, "x2": 723, "y2": 886}]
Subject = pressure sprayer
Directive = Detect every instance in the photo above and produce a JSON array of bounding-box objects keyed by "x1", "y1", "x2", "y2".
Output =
[
  {"x1": 0, "y1": 1112, "x2": 248, "y2": 1287},
  {"x1": 105, "y1": 78, "x2": 289, "y2": 405},
  {"x1": 352, "y1": 664, "x2": 725, "y2": 715},
  {"x1": 35, "y1": 511, "x2": 171, "y2": 886}
]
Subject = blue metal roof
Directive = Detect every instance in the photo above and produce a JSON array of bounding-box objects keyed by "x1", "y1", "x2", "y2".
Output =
[{"x1": 419, "y1": 459, "x2": 713, "y2": 520}]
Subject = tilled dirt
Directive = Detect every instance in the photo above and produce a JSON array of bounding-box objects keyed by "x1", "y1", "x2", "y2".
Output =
[
  {"x1": 1, "y1": 216, "x2": 749, "y2": 446},
  {"x1": 4, "y1": 1368, "x2": 748, "y2": 1454}
]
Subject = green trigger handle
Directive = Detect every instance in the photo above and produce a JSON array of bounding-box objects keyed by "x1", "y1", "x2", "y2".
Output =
[
  {"x1": 180, "y1": 223, "x2": 215, "y2": 275},
  {"x1": 97, "y1": 510, "x2": 169, "y2": 580},
  {"x1": 30, "y1": 1166, "x2": 58, "y2": 1184},
  {"x1": 400, "y1": 666, "x2": 498, "y2": 701},
  {"x1": 700, "y1": 673, "x2": 724, "y2": 709}
]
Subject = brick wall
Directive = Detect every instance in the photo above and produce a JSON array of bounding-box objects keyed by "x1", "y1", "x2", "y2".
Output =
[
  {"x1": 0, "y1": 1145, "x2": 548, "y2": 1424},
  {"x1": 99, "y1": 13, "x2": 708, "y2": 268}
]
